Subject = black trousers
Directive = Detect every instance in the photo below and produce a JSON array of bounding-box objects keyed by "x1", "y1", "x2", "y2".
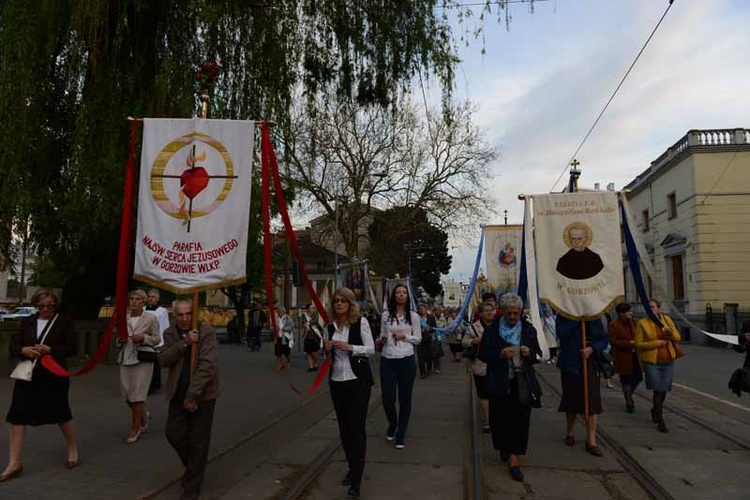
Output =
[
  {"x1": 379, "y1": 355, "x2": 417, "y2": 443},
  {"x1": 148, "y1": 358, "x2": 162, "y2": 394},
  {"x1": 165, "y1": 399, "x2": 217, "y2": 498},
  {"x1": 489, "y1": 382, "x2": 532, "y2": 456},
  {"x1": 330, "y1": 379, "x2": 371, "y2": 485},
  {"x1": 417, "y1": 342, "x2": 433, "y2": 376}
]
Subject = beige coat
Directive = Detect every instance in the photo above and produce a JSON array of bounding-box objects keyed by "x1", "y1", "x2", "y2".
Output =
[
  {"x1": 462, "y1": 320, "x2": 487, "y2": 376},
  {"x1": 159, "y1": 323, "x2": 220, "y2": 403}
]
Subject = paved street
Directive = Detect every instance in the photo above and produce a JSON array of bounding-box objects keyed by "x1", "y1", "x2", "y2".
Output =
[{"x1": 0, "y1": 341, "x2": 749, "y2": 499}]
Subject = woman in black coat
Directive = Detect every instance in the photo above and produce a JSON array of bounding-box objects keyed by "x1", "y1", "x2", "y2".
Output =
[
  {"x1": 478, "y1": 293, "x2": 541, "y2": 483},
  {"x1": 1, "y1": 289, "x2": 79, "y2": 482}
]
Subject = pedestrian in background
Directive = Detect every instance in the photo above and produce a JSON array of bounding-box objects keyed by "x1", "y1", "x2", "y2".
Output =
[
  {"x1": 463, "y1": 302, "x2": 495, "y2": 432},
  {"x1": 556, "y1": 314, "x2": 608, "y2": 457},
  {"x1": 118, "y1": 289, "x2": 160, "y2": 444},
  {"x1": 379, "y1": 284, "x2": 421, "y2": 449},
  {"x1": 145, "y1": 288, "x2": 170, "y2": 395},
  {"x1": 2, "y1": 289, "x2": 78, "y2": 482},
  {"x1": 635, "y1": 299, "x2": 682, "y2": 433},
  {"x1": 608, "y1": 302, "x2": 641, "y2": 413},
  {"x1": 478, "y1": 293, "x2": 541, "y2": 482},
  {"x1": 417, "y1": 303, "x2": 436, "y2": 378},
  {"x1": 432, "y1": 306, "x2": 447, "y2": 374},
  {"x1": 445, "y1": 309, "x2": 464, "y2": 362},
  {"x1": 275, "y1": 306, "x2": 294, "y2": 370},
  {"x1": 324, "y1": 288, "x2": 374, "y2": 498},
  {"x1": 542, "y1": 306, "x2": 558, "y2": 364},
  {"x1": 160, "y1": 299, "x2": 220, "y2": 500},
  {"x1": 303, "y1": 304, "x2": 323, "y2": 372}
]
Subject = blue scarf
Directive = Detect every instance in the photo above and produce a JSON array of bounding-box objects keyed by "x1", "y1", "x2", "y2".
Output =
[{"x1": 499, "y1": 317, "x2": 522, "y2": 346}]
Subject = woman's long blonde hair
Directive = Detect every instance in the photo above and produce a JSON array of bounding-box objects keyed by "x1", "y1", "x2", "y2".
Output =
[{"x1": 329, "y1": 287, "x2": 360, "y2": 326}]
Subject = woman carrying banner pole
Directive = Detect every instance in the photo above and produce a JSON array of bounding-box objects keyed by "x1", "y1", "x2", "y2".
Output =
[{"x1": 556, "y1": 315, "x2": 607, "y2": 456}]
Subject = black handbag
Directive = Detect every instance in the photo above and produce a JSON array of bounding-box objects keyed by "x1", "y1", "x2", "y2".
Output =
[
  {"x1": 594, "y1": 350, "x2": 615, "y2": 379},
  {"x1": 137, "y1": 347, "x2": 159, "y2": 363}
]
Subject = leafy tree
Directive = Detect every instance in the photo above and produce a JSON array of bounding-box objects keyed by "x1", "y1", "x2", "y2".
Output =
[
  {"x1": 368, "y1": 207, "x2": 451, "y2": 297},
  {"x1": 0, "y1": 1, "x2": 519, "y2": 317}
]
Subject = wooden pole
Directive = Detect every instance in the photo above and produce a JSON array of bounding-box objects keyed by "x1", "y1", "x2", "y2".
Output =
[
  {"x1": 581, "y1": 320, "x2": 589, "y2": 418},
  {"x1": 190, "y1": 88, "x2": 211, "y2": 374}
]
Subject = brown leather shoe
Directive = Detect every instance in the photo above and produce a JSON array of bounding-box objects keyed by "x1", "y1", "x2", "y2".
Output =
[
  {"x1": 0, "y1": 465, "x2": 23, "y2": 482},
  {"x1": 585, "y1": 443, "x2": 604, "y2": 457}
]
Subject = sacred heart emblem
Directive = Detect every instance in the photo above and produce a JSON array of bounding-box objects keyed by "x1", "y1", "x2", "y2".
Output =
[{"x1": 180, "y1": 167, "x2": 210, "y2": 199}]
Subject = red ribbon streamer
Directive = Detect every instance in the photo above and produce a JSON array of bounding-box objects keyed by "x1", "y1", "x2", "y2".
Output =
[
  {"x1": 41, "y1": 119, "x2": 138, "y2": 376},
  {"x1": 260, "y1": 123, "x2": 332, "y2": 394}
]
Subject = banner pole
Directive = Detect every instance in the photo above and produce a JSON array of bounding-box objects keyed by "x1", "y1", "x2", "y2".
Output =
[
  {"x1": 582, "y1": 319, "x2": 589, "y2": 419},
  {"x1": 190, "y1": 88, "x2": 211, "y2": 375}
]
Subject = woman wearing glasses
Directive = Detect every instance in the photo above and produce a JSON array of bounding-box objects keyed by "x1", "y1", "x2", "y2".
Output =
[
  {"x1": 378, "y1": 284, "x2": 421, "y2": 450},
  {"x1": 2, "y1": 289, "x2": 78, "y2": 482},
  {"x1": 324, "y1": 288, "x2": 374, "y2": 498}
]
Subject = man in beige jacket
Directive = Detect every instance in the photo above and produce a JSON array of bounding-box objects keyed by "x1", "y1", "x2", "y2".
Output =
[{"x1": 159, "y1": 299, "x2": 220, "y2": 500}]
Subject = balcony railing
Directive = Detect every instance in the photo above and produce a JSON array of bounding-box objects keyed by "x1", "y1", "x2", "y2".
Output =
[{"x1": 651, "y1": 128, "x2": 749, "y2": 170}]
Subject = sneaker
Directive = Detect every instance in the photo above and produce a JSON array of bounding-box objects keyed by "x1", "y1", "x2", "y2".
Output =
[
  {"x1": 394, "y1": 441, "x2": 405, "y2": 449},
  {"x1": 606, "y1": 380, "x2": 614, "y2": 389},
  {"x1": 386, "y1": 434, "x2": 396, "y2": 442},
  {"x1": 434, "y1": 370, "x2": 441, "y2": 374}
]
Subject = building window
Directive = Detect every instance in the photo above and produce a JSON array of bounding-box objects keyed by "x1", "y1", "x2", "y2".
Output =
[
  {"x1": 667, "y1": 192, "x2": 677, "y2": 219},
  {"x1": 670, "y1": 254, "x2": 685, "y2": 301},
  {"x1": 642, "y1": 209, "x2": 650, "y2": 231}
]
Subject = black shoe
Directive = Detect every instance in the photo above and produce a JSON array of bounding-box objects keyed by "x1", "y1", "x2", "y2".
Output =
[
  {"x1": 650, "y1": 407, "x2": 659, "y2": 423},
  {"x1": 499, "y1": 451, "x2": 510, "y2": 462},
  {"x1": 347, "y1": 484, "x2": 361, "y2": 497},
  {"x1": 341, "y1": 472, "x2": 352, "y2": 486},
  {"x1": 626, "y1": 402, "x2": 635, "y2": 413},
  {"x1": 657, "y1": 420, "x2": 668, "y2": 433},
  {"x1": 509, "y1": 466, "x2": 524, "y2": 482}
]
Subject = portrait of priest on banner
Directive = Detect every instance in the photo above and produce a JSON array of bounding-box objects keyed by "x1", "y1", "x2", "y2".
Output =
[{"x1": 555, "y1": 222, "x2": 604, "y2": 281}]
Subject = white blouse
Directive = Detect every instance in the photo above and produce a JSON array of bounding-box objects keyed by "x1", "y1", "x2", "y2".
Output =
[
  {"x1": 380, "y1": 310, "x2": 422, "y2": 359},
  {"x1": 330, "y1": 317, "x2": 375, "y2": 382}
]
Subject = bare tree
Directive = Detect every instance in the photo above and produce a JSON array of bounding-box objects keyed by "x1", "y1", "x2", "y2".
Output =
[{"x1": 281, "y1": 99, "x2": 497, "y2": 257}]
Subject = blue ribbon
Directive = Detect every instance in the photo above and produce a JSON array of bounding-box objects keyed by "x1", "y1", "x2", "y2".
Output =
[
  {"x1": 620, "y1": 200, "x2": 663, "y2": 328},
  {"x1": 432, "y1": 230, "x2": 485, "y2": 333}
]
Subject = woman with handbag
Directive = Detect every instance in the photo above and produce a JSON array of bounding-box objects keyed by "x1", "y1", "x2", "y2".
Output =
[
  {"x1": 2, "y1": 289, "x2": 78, "y2": 481},
  {"x1": 462, "y1": 302, "x2": 495, "y2": 432},
  {"x1": 608, "y1": 302, "x2": 642, "y2": 413},
  {"x1": 323, "y1": 288, "x2": 375, "y2": 498},
  {"x1": 635, "y1": 299, "x2": 682, "y2": 433},
  {"x1": 302, "y1": 305, "x2": 323, "y2": 372},
  {"x1": 118, "y1": 289, "x2": 160, "y2": 444},
  {"x1": 478, "y1": 293, "x2": 541, "y2": 482}
]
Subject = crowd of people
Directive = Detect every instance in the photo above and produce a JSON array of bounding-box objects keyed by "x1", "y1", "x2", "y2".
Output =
[{"x1": 0, "y1": 284, "x2": 692, "y2": 497}]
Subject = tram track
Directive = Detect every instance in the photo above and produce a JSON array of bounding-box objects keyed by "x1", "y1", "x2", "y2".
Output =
[{"x1": 535, "y1": 370, "x2": 674, "y2": 500}]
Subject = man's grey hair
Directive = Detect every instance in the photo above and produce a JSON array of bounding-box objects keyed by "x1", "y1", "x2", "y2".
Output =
[
  {"x1": 147, "y1": 288, "x2": 161, "y2": 298},
  {"x1": 499, "y1": 293, "x2": 524, "y2": 311},
  {"x1": 173, "y1": 299, "x2": 192, "y2": 310}
]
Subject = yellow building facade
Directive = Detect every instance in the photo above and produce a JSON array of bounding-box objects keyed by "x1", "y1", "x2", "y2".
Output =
[{"x1": 624, "y1": 129, "x2": 750, "y2": 343}]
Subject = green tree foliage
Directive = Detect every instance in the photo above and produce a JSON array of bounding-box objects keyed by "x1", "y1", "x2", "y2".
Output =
[
  {"x1": 0, "y1": 0, "x2": 516, "y2": 317},
  {"x1": 367, "y1": 206, "x2": 451, "y2": 297}
]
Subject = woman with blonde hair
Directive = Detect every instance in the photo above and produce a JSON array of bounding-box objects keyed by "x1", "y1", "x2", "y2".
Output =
[
  {"x1": 2, "y1": 289, "x2": 78, "y2": 481},
  {"x1": 324, "y1": 287, "x2": 374, "y2": 497},
  {"x1": 118, "y1": 289, "x2": 160, "y2": 443}
]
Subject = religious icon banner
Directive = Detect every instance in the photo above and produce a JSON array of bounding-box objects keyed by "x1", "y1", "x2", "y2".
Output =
[
  {"x1": 484, "y1": 225, "x2": 523, "y2": 297},
  {"x1": 533, "y1": 192, "x2": 623, "y2": 319},
  {"x1": 134, "y1": 118, "x2": 254, "y2": 292}
]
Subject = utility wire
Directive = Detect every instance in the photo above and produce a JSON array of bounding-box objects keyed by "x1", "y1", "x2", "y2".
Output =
[
  {"x1": 699, "y1": 150, "x2": 738, "y2": 206},
  {"x1": 439, "y1": 0, "x2": 549, "y2": 7},
  {"x1": 550, "y1": 0, "x2": 676, "y2": 192}
]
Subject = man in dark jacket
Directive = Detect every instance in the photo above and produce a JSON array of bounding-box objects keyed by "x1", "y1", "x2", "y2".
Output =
[{"x1": 159, "y1": 299, "x2": 220, "y2": 500}]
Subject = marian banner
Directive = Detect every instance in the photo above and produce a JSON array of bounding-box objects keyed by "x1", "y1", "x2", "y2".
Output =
[
  {"x1": 533, "y1": 192, "x2": 623, "y2": 319},
  {"x1": 134, "y1": 118, "x2": 254, "y2": 292},
  {"x1": 484, "y1": 225, "x2": 523, "y2": 297}
]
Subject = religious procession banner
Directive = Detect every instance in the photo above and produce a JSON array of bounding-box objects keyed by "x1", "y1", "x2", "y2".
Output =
[
  {"x1": 533, "y1": 192, "x2": 623, "y2": 319},
  {"x1": 134, "y1": 118, "x2": 254, "y2": 292},
  {"x1": 484, "y1": 225, "x2": 523, "y2": 297}
]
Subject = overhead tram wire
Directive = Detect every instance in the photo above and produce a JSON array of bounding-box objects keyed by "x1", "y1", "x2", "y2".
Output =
[
  {"x1": 438, "y1": 0, "x2": 550, "y2": 8},
  {"x1": 549, "y1": 0, "x2": 676, "y2": 192}
]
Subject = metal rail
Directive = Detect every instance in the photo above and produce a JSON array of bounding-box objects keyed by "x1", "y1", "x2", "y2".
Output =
[
  {"x1": 465, "y1": 362, "x2": 485, "y2": 500},
  {"x1": 536, "y1": 371, "x2": 674, "y2": 500}
]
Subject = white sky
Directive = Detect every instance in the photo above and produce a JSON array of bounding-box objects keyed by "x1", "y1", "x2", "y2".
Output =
[{"x1": 439, "y1": 0, "x2": 750, "y2": 281}]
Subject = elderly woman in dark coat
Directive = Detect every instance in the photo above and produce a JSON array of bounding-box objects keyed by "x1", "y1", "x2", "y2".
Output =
[
  {"x1": 557, "y1": 313, "x2": 608, "y2": 457},
  {"x1": 1, "y1": 289, "x2": 78, "y2": 482},
  {"x1": 478, "y1": 293, "x2": 542, "y2": 482}
]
